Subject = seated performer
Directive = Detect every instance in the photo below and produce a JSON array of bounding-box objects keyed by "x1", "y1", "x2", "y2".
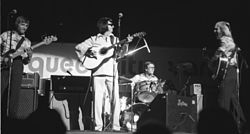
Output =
[{"x1": 130, "y1": 61, "x2": 165, "y2": 103}]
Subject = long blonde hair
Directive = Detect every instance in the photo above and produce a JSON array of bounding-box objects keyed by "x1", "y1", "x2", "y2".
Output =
[{"x1": 214, "y1": 21, "x2": 232, "y2": 38}]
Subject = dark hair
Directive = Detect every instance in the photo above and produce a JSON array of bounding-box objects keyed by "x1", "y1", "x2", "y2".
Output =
[
  {"x1": 144, "y1": 61, "x2": 155, "y2": 70},
  {"x1": 96, "y1": 17, "x2": 112, "y2": 34},
  {"x1": 15, "y1": 16, "x2": 30, "y2": 28}
]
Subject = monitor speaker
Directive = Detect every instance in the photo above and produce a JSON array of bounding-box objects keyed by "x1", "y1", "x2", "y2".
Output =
[{"x1": 138, "y1": 92, "x2": 198, "y2": 133}]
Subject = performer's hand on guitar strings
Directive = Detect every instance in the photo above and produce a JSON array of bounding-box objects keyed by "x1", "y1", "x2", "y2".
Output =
[
  {"x1": 24, "y1": 47, "x2": 33, "y2": 57},
  {"x1": 126, "y1": 34, "x2": 133, "y2": 43}
]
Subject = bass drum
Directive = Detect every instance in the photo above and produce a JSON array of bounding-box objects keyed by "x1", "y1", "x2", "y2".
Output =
[{"x1": 120, "y1": 103, "x2": 148, "y2": 132}]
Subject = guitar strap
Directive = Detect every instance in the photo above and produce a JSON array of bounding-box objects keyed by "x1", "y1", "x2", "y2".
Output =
[
  {"x1": 15, "y1": 36, "x2": 25, "y2": 51},
  {"x1": 1, "y1": 36, "x2": 25, "y2": 58},
  {"x1": 110, "y1": 35, "x2": 115, "y2": 45}
]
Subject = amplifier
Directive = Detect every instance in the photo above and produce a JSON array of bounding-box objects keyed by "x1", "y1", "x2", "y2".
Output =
[
  {"x1": 138, "y1": 92, "x2": 201, "y2": 133},
  {"x1": 21, "y1": 73, "x2": 40, "y2": 89},
  {"x1": 190, "y1": 83, "x2": 202, "y2": 95}
]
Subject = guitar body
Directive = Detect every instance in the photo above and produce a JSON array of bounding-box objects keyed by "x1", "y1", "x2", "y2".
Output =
[
  {"x1": 82, "y1": 46, "x2": 114, "y2": 70},
  {"x1": 0, "y1": 49, "x2": 16, "y2": 70},
  {"x1": 80, "y1": 32, "x2": 146, "y2": 70},
  {"x1": 213, "y1": 57, "x2": 229, "y2": 82}
]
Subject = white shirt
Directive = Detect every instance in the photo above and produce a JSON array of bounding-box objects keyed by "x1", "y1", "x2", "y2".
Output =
[{"x1": 75, "y1": 33, "x2": 119, "y2": 76}]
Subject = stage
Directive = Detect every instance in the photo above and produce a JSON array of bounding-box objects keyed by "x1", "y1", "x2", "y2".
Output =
[{"x1": 65, "y1": 130, "x2": 193, "y2": 134}]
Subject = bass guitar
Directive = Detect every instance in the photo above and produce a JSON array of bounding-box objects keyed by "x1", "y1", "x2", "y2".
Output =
[
  {"x1": 82, "y1": 32, "x2": 146, "y2": 70},
  {"x1": 1, "y1": 35, "x2": 57, "y2": 70}
]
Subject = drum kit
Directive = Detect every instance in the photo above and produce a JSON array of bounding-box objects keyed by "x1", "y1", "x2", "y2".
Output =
[{"x1": 119, "y1": 76, "x2": 166, "y2": 132}]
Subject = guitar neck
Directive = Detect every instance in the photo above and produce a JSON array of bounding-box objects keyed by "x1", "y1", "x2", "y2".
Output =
[
  {"x1": 117, "y1": 38, "x2": 129, "y2": 45},
  {"x1": 31, "y1": 41, "x2": 45, "y2": 49},
  {"x1": 11, "y1": 41, "x2": 45, "y2": 59}
]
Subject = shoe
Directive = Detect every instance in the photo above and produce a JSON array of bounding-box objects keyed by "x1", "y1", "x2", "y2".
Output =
[{"x1": 93, "y1": 129, "x2": 102, "y2": 132}]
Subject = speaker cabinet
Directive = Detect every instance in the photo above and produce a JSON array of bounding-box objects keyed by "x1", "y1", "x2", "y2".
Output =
[
  {"x1": 166, "y1": 93, "x2": 197, "y2": 133},
  {"x1": 15, "y1": 88, "x2": 38, "y2": 119},
  {"x1": 138, "y1": 92, "x2": 199, "y2": 133},
  {"x1": 21, "y1": 73, "x2": 40, "y2": 89}
]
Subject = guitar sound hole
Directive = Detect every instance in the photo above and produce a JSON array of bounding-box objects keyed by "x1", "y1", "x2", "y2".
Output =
[{"x1": 100, "y1": 48, "x2": 108, "y2": 55}]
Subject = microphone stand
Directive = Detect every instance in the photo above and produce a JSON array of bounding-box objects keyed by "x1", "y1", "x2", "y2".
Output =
[
  {"x1": 6, "y1": 13, "x2": 16, "y2": 117},
  {"x1": 122, "y1": 42, "x2": 148, "y2": 57},
  {"x1": 104, "y1": 15, "x2": 122, "y2": 130},
  {"x1": 118, "y1": 16, "x2": 121, "y2": 40},
  {"x1": 104, "y1": 39, "x2": 119, "y2": 131}
]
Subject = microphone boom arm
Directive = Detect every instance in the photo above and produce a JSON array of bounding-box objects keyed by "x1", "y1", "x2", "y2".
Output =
[{"x1": 124, "y1": 44, "x2": 148, "y2": 56}]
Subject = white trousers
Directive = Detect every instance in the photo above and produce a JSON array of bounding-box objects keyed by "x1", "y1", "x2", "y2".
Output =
[{"x1": 93, "y1": 76, "x2": 120, "y2": 131}]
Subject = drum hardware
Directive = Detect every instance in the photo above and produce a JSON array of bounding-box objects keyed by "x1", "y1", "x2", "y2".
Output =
[
  {"x1": 120, "y1": 79, "x2": 167, "y2": 132},
  {"x1": 120, "y1": 103, "x2": 149, "y2": 132},
  {"x1": 135, "y1": 80, "x2": 166, "y2": 103},
  {"x1": 119, "y1": 78, "x2": 167, "y2": 132}
]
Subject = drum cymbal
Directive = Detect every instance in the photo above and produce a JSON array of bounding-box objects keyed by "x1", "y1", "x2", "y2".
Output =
[
  {"x1": 119, "y1": 76, "x2": 132, "y2": 83},
  {"x1": 119, "y1": 83, "x2": 131, "y2": 85}
]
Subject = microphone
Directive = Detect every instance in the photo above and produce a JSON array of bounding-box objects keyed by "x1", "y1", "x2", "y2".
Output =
[
  {"x1": 118, "y1": 13, "x2": 123, "y2": 39},
  {"x1": 9, "y1": 9, "x2": 17, "y2": 14},
  {"x1": 237, "y1": 47, "x2": 241, "y2": 51},
  {"x1": 66, "y1": 70, "x2": 73, "y2": 76},
  {"x1": 118, "y1": 12, "x2": 123, "y2": 18},
  {"x1": 143, "y1": 38, "x2": 151, "y2": 53}
]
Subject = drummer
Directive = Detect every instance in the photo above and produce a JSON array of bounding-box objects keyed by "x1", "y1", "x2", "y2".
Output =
[
  {"x1": 130, "y1": 61, "x2": 159, "y2": 99},
  {"x1": 130, "y1": 61, "x2": 158, "y2": 84}
]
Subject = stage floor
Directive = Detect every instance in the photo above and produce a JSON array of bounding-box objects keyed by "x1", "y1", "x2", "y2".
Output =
[{"x1": 66, "y1": 130, "x2": 193, "y2": 134}]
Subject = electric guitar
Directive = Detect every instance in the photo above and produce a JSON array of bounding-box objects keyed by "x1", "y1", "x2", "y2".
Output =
[
  {"x1": 1, "y1": 35, "x2": 57, "y2": 70},
  {"x1": 82, "y1": 32, "x2": 146, "y2": 70}
]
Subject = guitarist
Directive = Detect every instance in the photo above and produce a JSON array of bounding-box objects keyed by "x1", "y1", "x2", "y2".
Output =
[
  {"x1": 75, "y1": 17, "x2": 132, "y2": 131},
  {"x1": 1, "y1": 16, "x2": 33, "y2": 121},
  {"x1": 209, "y1": 21, "x2": 245, "y2": 132}
]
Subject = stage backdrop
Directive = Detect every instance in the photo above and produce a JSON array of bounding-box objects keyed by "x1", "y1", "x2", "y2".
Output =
[
  {"x1": 24, "y1": 42, "x2": 209, "y2": 91},
  {"x1": 23, "y1": 42, "x2": 250, "y2": 125}
]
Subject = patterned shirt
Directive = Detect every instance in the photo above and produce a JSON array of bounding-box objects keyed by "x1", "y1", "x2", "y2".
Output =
[
  {"x1": 217, "y1": 36, "x2": 237, "y2": 66},
  {"x1": 0, "y1": 31, "x2": 31, "y2": 59}
]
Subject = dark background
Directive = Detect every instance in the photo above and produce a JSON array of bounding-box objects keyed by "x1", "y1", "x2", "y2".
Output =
[
  {"x1": 1, "y1": 0, "x2": 250, "y2": 130},
  {"x1": 1, "y1": 0, "x2": 250, "y2": 48}
]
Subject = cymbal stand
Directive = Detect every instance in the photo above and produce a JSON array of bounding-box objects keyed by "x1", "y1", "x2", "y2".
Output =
[{"x1": 128, "y1": 84, "x2": 136, "y2": 132}]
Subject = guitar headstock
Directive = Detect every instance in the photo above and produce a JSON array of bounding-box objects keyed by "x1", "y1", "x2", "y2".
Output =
[
  {"x1": 42, "y1": 35, "x2": 58, "y2": 45},
  {"x1": 132, "y1": 32, "x2": 146, "y2": 38}
]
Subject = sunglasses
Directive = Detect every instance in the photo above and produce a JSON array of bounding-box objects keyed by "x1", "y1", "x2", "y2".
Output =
[{"x1": 108, "y1": 23, "x2": 114, "y2": 26}]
